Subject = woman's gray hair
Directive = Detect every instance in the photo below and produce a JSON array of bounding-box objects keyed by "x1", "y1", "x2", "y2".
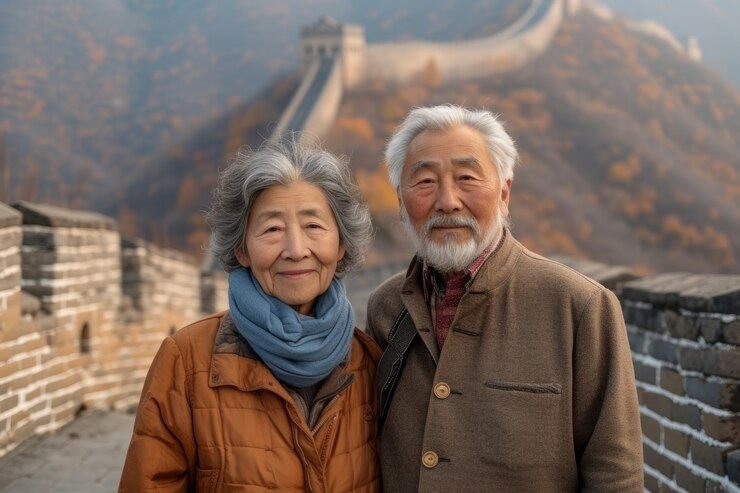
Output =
[
  {"x1": 385, "y1": 104, "x2": 519, "y2": 190},
  {"x1": 206, "y1": 137, "x2": 373, "y2": 276}
]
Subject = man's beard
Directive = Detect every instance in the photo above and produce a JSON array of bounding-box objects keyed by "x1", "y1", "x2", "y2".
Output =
[{"x1": 400, "y1": 206, "x2": 508, "y2": 273}]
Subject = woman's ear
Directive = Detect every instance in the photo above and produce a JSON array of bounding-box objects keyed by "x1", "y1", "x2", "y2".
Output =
[
  {"x1": 235, "y1": 245, "x2": 250, "y2": 268},
  {"x1": 338, "y1": 243, "x2": 346, "y2": 260}
]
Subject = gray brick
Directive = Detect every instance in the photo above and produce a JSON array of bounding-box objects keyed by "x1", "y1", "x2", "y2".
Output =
[
  {"x1": 728, "y1": 449, "x2": 740, "y2": 485},
  {"x1": 643, "y1": 444, "x2": 673, "y2": 478},
  {"x1": 628, "y1": 328, "x2": 648, "y2": 353},
  {"x1": 685, "y1": 377, "x2": 740, "y2": 412},
  {"x1": 673, "y1": 462, "x2": 704, "y2": 492},
  {"x1": 641, "y1": 412, "x2": 661, "y2": 443},
  {"x1": 671, "y1": 401, "x2": 702, "y2": 430},
  {"x1": 723, "y1": 319, "x2": 740, "y2": 345},
  {"x1": 650, "y1": 339, "x2": 680, "y2": 364},
  {"x1": 678, "y1": 346, "x2": 705, "y2": 372},
  {"x1": 663, "y1": 427, "x2": 689, "y2": 457},
  {"x1": 704, "y1": 348, "x2": 740, "y2": 379},
  {"x1": 666, "y1": 314, "x2": 699, "y2": 340},
  {"x1": 689, "y1": 438, "x2": 732, "y2": 475},
  {"x1": 633, "y1": 359, "x2": 657, "y2": 384},
  {"x1": 698, "y1": 317, "x2": 722, "y2": 343},
  {"x1": 702, "y1": 413, "x2": 739, "y2": 443},
  {"x1": 659, "y1": 367, "x2": 684, "y2": 395}
]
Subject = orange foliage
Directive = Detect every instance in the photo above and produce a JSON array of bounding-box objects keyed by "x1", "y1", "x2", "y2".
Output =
[
  {"x1": 608, "y1": 154, "x2": 641, "y2": 183},
  {"x1": 336, "y1": 117, "x2": 374, "y2": 140},
  {"x1": 355, "y1": 167, "x2": 398, "y2": 216}
]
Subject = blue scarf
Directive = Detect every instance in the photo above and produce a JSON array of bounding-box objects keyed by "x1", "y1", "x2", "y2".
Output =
[{"x1": 228, "y1": 267, "x2": 354, "y2": 388}]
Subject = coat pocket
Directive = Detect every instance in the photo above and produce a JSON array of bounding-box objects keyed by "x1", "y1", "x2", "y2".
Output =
[
  {"x1": 484, "y1": 379, "x2": 562, "y2": 394},
  {"x1": 195, "y1": 468, "x2": 218, "y2": 493}
]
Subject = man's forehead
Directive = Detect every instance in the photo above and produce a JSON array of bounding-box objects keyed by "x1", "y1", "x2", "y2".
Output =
[
  {"x1": 405, "y1": 126, "x2": 490, "y2": 166},
  {"x1": 408, "y1": 126, "x2": 486, "y2": 153}
]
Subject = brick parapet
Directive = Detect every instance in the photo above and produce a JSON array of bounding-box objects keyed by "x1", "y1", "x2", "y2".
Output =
[
  {"x1": 620, "y1": 274, "x2": 740, "y2": 492},
  {"x1": 0, "y1": 202, "x2": 211, "y2": 458}
]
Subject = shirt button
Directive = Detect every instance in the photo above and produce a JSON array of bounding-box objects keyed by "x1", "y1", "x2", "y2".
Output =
[
  {"x1": 434, "y1": 382, "x2": 451, "y2": 399},
  {"x1": 422, "y1": 451, "x2": 439, "y2": 468}
]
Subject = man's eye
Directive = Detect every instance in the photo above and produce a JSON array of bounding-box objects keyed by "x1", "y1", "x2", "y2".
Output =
[{"x1": 459, "y1": 175, "x2": 475, "y2": 181}]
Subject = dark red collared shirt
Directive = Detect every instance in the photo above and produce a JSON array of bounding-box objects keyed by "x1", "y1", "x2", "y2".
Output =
[{"x1": 422, "y1": 229, "x2": 506, "y2": 349}]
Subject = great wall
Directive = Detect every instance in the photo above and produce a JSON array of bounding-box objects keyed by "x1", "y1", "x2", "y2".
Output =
[
  {"x1": 270, "y1": 0, "x2": 702, "y2": 145},
  {"x1": 0, "y1": 2, "x2": 735, "y2": 491},
  {"x1": 1, "y1": 200, "x2": 738, "y2": 491}
]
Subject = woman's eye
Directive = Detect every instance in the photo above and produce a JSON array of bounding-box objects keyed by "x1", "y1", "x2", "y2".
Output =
[
  {"x1": 307, "y1": 223, "x2": 323, "y2": 229},
  {"x1": 263, "y1": 226, "x2": 280, "y2": 234}
]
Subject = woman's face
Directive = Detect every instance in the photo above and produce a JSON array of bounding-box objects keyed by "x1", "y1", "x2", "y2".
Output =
[{"x1": 236, "y1": 181, "x2": 345, "y2": 315}]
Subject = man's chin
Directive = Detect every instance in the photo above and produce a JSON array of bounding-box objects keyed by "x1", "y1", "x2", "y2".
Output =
[{"x1": 428, "y1": 232, "x2": 473, "y2": 245}]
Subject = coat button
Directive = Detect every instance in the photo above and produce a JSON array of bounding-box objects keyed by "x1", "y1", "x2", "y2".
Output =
[
  {"x1": 433, "y1": 382, "x2": 451, "y2": 399},
  {"x1": 422, "y1": 451, "x2": 439, "y2": 468}
]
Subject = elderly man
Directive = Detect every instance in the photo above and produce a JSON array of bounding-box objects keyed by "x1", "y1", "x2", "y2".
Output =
[{"x1": 366, "y1": 105, "x2": 643, "y2": 492}]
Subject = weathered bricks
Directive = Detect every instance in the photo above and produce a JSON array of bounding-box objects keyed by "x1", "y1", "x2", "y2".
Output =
[{"x1": 622, "y1": 273, "x2": 740, "y2": 490}]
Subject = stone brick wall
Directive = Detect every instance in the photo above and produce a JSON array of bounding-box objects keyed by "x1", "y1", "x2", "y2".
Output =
[
  {"x1": 620, "y1": 273, "x2": 740, "y2": 491},
  {"x1": 0, "y1": 202, "x2": 211, "y2": 457},
  {"x1": 0, "y1": 204, "x2": 21, "y2": 334}
]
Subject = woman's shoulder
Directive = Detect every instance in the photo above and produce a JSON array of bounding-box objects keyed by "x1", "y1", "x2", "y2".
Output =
[{"x1": 166, "y1": 311, "x2": 228, "y2": 369}]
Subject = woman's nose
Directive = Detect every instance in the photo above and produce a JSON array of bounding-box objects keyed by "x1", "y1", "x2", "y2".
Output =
[{"x1": 282, "y1": 228, "x2": 310, "y2": 260}]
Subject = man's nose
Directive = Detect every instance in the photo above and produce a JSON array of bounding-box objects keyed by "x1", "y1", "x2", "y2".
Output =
[
  {"x1": 435, "y1": 179, "x2": 463, "y2": 213},
  {"x1": 282, "y1": 227, "x2": 310, "y2": 260}
]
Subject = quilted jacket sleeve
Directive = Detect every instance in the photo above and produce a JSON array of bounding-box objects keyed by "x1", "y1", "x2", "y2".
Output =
[
  {"x1": 573, "y1": 288, "x2": 644, "y2": 492},
  {"x1": 119, "y1": 336, "x2": 196, "y2": 492}
]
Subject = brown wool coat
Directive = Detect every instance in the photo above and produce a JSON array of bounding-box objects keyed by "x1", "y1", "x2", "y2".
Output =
[
  {"x1": 366, "y1": 231, "x2": 644, "y2": 492},
  {"x1": 119, "y1": 312, "x2": 382, "y2": 493}
]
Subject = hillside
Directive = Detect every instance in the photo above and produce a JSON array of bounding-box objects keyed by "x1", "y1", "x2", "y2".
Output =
[
  {"x1": 323, "y1": 11, "x2": 740, "y2": 273},
  {"x1": 0, "y1": 0, "x2": 531, "y2": 211}
]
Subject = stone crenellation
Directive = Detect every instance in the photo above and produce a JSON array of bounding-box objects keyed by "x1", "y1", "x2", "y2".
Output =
[
  {"x1": 0, "y1": 200, "x2": 738, "y2": 493},
  {"x1": 0, "y1": 201, "x2": 228, "y2": 457},
  {"x1": 620, "y1": 273, "x2": 740, "y2": 491}
]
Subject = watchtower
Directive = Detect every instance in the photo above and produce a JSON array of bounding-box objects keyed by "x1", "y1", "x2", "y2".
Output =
[{"x1": 301, "y1": 16, "x2": 366, "y2": 88}]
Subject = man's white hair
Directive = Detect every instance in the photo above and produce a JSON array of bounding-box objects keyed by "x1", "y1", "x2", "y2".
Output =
[{"x1": 384, "y1": 104, "x2": 518, "y2": 190}]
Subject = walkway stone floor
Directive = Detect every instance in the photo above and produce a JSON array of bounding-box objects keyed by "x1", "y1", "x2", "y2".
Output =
[{"x1": 0, "y1": 411, "x2": 134, "y2": 492}]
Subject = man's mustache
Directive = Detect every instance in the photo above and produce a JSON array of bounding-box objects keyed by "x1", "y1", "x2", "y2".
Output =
[{"x1": 423, "y1": 215, "x2": 480, "y2": 237}]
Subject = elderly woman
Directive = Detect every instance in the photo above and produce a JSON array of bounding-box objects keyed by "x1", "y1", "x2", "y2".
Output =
[{"x1": 119, "y1": 139, "x2": 380, "y2": 492}]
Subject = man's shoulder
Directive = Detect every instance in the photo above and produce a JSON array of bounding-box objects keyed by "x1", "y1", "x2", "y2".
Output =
[
  {"x1": 366, "y1": 268, "x2": 410, "y2": 344},
  {"x1": 369, "y1": 269, "x2": 407, "y2": 304},
  {"x1": 514, "y1": 244, "x2": 609, "y2": 302}
]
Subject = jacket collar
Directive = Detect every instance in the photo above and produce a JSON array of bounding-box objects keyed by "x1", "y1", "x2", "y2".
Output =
[
  {"x1": 208, "y1": 312, "x2": 354, "y2": 407},
  {"x1": 400, "y1": 228, "x2": 523, "y2": 362}
]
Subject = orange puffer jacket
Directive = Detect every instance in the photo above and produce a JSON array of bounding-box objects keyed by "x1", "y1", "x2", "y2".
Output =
[{"x1": 119, "y1": 312, "x2": 382, "y2": 493}]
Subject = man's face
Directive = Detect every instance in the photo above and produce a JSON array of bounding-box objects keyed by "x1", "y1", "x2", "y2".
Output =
[{"x1": 399, "y1": 125, "x2": 511, "y2": 272}]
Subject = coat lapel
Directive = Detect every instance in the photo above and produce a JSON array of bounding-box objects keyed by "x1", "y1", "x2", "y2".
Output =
[{"x1": 400, "y1": 258, "x2": 440, "y2": 364}]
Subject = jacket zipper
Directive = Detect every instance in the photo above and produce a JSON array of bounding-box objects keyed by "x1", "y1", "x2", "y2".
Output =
[
  {"x1": 292, "y1": 424, "x2": 314, "y2": 493},
  {"x1": 319, "y1": 414, "x2": 339, "y2": 464},
  {"x1": 311, "y1": 395, "x2": 341, "y2": 434}
]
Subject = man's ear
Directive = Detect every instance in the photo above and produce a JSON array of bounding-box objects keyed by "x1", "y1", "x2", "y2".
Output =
[
  {"x1": 500, "y1": 179, "x2": 513, "y2": 217},
  {"x1": 397, "y1": 189, "x2": 403, "y2": 221},
  {"x1": 235, "y1": 245, "x2": 250, "y2": 268},
  {"x1": 501, "y1": 179, "x2": 512, "y2": 205}
]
